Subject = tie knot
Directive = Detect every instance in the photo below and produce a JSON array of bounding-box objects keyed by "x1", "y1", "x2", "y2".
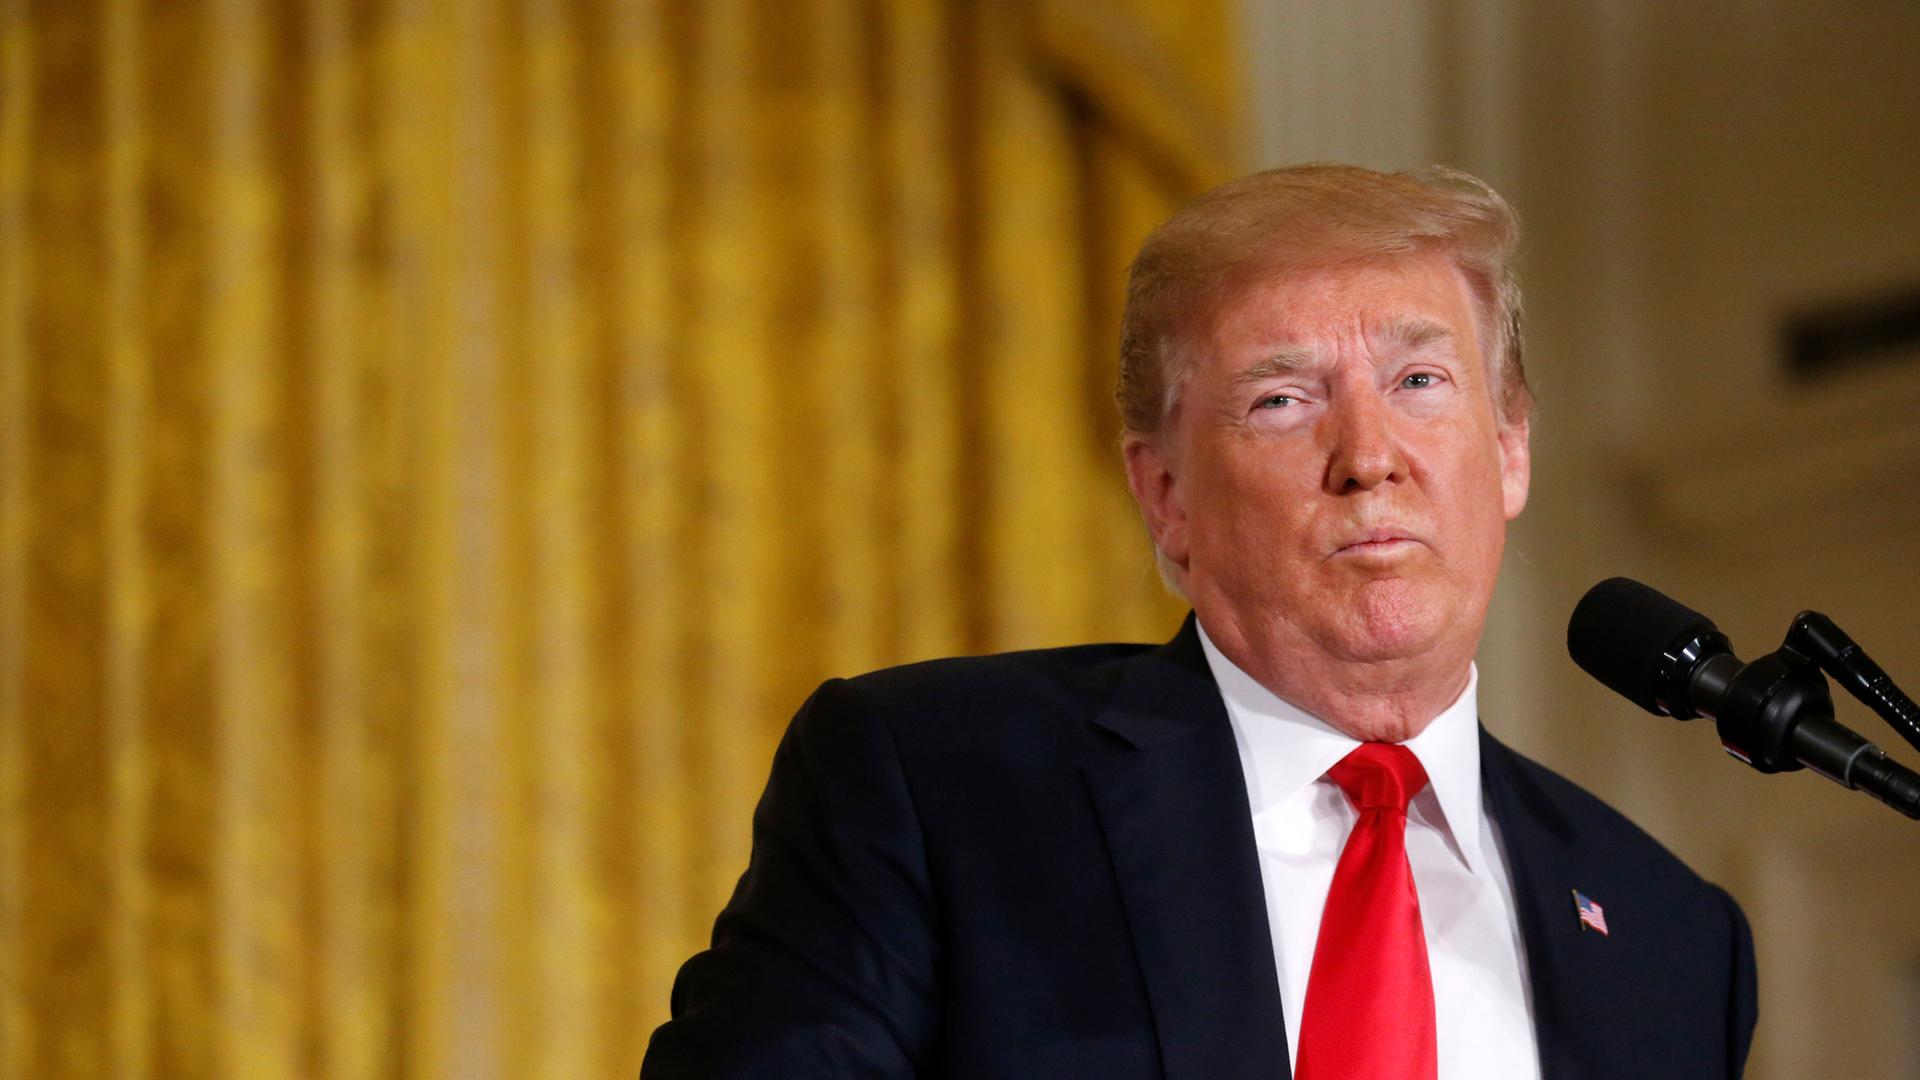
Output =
[{"x1": 1326, "y1": 742, "x2": 1429, "y2": 813}]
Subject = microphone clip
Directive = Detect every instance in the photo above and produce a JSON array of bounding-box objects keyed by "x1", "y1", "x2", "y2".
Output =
[{"x1": 1707, "y1": 645, "x2": 1837, "y2": 777}]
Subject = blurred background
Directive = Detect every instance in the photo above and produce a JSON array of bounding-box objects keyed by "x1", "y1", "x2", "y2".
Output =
[{"x1": 0, "y1": 0, "x2": 1915, "y2": 1076}]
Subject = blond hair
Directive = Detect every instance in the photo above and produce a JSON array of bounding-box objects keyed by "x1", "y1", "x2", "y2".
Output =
[{"x1": 1117, "y1": 164, "x2": 1533, "y2": 434}]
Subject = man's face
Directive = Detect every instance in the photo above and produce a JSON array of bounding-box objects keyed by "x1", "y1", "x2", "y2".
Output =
[{"x1": 1126, "y1": 251, "x2": 1530, "y2": 676}]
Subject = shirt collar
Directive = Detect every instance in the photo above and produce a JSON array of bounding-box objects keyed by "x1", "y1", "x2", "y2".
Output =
[{"x1": 1196, "y1": 619, "x2": 1490, "y2": 878}]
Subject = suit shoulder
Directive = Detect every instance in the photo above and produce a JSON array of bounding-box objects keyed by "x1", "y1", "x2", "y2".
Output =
[
  {"x1": 1488, "y1": 736, "x2": 1728, "y2": 901},
  {"x1": 787, "y1": 640, "x2": 1156, "y2": 763},
  {"x1": 832, "y1": 640, "x2": 1150, "y2": 716}
]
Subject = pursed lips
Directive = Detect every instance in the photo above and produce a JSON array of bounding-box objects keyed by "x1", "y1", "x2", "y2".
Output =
[{"x1": 1328, "y1": 526, "x2": 1425, "y2": 557}]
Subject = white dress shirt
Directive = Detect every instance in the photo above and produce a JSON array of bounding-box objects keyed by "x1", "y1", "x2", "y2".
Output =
[{"x1": 1196, "y1": 622, "x2": 1542, "y2": 1079}]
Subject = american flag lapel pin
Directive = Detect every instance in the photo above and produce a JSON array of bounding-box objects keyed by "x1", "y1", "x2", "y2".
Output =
[{"x1": 1572, "y1": 889, "x2": 1609, "y2": 936}]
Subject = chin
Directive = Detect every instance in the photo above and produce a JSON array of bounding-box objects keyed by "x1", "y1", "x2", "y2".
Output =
[{"x1": 1329, "y1": 579, "x2": 1451, "y2": 661}]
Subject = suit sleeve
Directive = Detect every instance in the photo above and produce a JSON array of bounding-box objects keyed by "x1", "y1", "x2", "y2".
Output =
[
  {"x1": 641, "y1": 678, "x2": 941, "y2": 1079},
  {"x1": 1718, "y1": 884, "x2": 1759, "y2": 1077}
]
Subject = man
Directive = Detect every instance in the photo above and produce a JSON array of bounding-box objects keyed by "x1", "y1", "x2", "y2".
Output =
[{"x1": 643, "y1": 165, "x2": 1758, "y2": 1079}]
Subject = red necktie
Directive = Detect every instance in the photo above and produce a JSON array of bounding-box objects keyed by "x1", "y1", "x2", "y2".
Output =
[{"x1": 1294, "y1": 743, "x2": 1437, "y2": 1080}]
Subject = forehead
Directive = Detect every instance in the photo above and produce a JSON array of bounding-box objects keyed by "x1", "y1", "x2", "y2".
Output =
[{"x1": 1201, "y1": 251, "x2": 1480, "y2": 357}]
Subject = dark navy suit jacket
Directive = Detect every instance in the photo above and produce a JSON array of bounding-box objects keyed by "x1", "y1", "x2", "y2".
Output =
[{"x1": 643, "y1": 618, "x2": 1758, "y2": 1078}]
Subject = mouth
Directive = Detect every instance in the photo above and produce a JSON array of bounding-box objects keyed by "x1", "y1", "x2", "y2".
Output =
[{"x1": 1331, "y1": 527, "x2": 1424, "y2": 558}]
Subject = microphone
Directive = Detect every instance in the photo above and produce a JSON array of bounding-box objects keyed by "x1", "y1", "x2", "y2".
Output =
[{"x1": 1568, "y1": 577, "x2": 1920, "y2": 820}]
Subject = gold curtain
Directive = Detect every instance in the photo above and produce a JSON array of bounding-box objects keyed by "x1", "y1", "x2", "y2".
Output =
[{"x1": 0, "y1": 0, "x2": 1236, "y2": 1075}]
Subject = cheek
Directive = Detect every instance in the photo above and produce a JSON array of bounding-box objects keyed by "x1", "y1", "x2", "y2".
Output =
[
  {"x1": 1407, "y1": 435, "x2": 1509, "y2": 553},
  {"x1": 1188, "y1": 452, "x2": 1318, "y2": 566},
  {"x1": 1446, "y1": 466, "x2": 1514, "y2": 564},
  {"x1": 1196, "y1": 450, "x2": 1286, "y2": 521}
]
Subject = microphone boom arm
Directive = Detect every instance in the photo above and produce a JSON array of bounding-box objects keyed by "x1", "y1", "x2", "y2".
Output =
[{"x1": 1785, "y1": 611, "x2": 1920, "y2": 759}]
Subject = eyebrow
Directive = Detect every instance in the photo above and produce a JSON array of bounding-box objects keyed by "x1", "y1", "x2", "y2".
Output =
[
  {"x1": 1375, "y1": 316, "x2": 1457, "y2": 354},
  {"x1": 1228, "y1": 346, "x2": 1317, "y2": 388}
]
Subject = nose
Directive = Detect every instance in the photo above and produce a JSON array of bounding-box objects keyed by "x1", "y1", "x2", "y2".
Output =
[{"x1": 1323, "y1": 389, "x2": 1408, "y2": 494}]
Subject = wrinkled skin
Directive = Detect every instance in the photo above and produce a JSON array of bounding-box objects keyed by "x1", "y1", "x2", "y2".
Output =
[{"x1": 1124, "y1": 252, "x2": 1530, "y2": 742}]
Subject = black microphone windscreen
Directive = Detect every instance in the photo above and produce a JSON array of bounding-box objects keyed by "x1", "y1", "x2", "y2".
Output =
[{"x1": 1567, "y1": 577, "x2": 1719, "y2": 716}]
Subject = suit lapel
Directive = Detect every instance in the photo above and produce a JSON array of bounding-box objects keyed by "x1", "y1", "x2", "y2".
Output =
[
  {"x1": 1480, "y1": 728, "x2": 1600, "y2": 1080},
  {"x1": 1085, "y1": 618, "x2": 1291, "y2": 1080}
]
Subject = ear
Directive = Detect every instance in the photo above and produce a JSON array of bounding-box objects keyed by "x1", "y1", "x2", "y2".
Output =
[
  {"x1": 1123, "y1": 432, "x2": 1190, "y2": 569},
  {"x1": 1498, "y1": 417, "x2": 1531, "y2": 520}
]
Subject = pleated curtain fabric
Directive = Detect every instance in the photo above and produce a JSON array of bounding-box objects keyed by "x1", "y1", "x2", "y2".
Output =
[{"x1": 0, "y1": 0, "x2": 1234, "y2": 1075}]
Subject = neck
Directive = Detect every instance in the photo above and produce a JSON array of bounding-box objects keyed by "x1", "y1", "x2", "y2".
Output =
[{"x1": 1197, "y1": 617, "x2": 1474, "y2": 743}]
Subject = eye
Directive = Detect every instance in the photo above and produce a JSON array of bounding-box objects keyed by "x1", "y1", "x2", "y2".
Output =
[
  {"x1": 1401, "y1": 372, "x2": 1440, "y2": 389},
  {"x1": 1256, "y1": 394, "x2": 1296, "y2": 409}
]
